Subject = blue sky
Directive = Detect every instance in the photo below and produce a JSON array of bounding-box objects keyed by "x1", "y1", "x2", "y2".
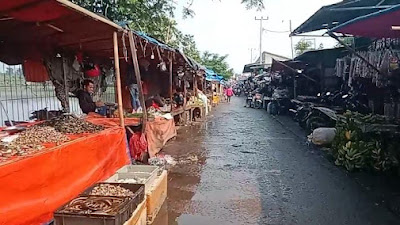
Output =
[{"x1": 174, "y1": 0, "x2": 341, "y2": 73}]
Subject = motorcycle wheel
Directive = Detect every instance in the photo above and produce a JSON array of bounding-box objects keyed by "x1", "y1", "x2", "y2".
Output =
[
  {"x1": 255, "y1": 101, "x2": 262, "y2": 109},
  {"x1": 246, "y1": 100, "x2": 252, "y2": 107}
]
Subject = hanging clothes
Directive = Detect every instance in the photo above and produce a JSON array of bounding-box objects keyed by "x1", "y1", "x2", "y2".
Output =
[{"x1": 22, "y1": 59, "x2": 50, "y2": 82}]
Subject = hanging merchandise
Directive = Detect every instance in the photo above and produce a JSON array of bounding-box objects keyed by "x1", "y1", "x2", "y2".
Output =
[
  {"x1": 84, "y1": 64, "x2": 101, "y2": 77},
  {"x1": 389, "y1": 56, "x2": 399, "y2": 71},
  {"x1": 23, "y1": 59, "x2": 50, "y2": 82},
  {"x1": 150, "y1": 47, "x2": 155, "y2": 60},
  {"x1": 335, "y1": 38, "x2": 400, "y2": 89},
  {"x1": 129, "y1": 132, "x2": 148, "y2": 161},
  {"x1": 157, "y1": 48, "x2": 167, "y2": 72}
]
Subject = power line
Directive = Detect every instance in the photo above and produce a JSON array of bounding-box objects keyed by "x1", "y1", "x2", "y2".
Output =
[{"x1": 264, "y1": 29, "x2": 290, "y2": 33}]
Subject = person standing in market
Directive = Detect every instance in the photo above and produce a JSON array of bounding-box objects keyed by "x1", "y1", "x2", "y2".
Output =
[
  {"x1": 76, "y1": 79, "x2": 106, "y2": 115},
  {"x1": 126, "y1": 62, "x2": 141, "y2": 112},
  {"x1": 225, "y1": 86, "x2": 234, "y2": 103}
]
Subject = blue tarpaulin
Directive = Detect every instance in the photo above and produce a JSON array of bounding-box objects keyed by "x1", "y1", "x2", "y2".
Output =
[
  {"x1": 133, "y1": 31, "x2": 176, "y2": 51},
  {"x1": 205, "y1": 68, "x2": 224, "y2": 82}
]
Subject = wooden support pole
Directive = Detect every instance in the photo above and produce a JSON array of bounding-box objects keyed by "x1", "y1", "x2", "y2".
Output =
[
  {"x1": 183, "y1": 78, "x2": 188, "y2": 124},
  {"x1": 169, "y1": 58, "x2": 173, "y2": 101},
  {"x1": 128, "y1": 31, "x2": 148, "y2": 132},
  {"x1": 113, "y1": 32, "x2": 125, "y2": 127},
  {"x1": 61, "y1": 56, "x2": 70, "y2": 113},
  {"x1": 183, "y1": 79, "x2": 187, "y2": 108},
  {"x1": 194, "y1": 74, "x2": 198, "y2": 96}
]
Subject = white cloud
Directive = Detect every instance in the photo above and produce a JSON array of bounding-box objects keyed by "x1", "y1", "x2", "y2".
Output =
[{"x1": 175, "y1": 0, "x2": 341, "y2": 73}]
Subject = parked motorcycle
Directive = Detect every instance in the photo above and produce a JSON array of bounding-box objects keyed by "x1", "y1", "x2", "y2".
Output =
[
  {"x1": 301, "y1": 107, "x2": 337, "y2": 131},
  {"x1": 253, "y1": 93, "x2": 263, "y2": 109},
  {"x1": 245, "y1": 94, "x2": 253, "y2": 107},
  {"x1": 235, "y1": 88, "x2": 242, "y2": 96}
]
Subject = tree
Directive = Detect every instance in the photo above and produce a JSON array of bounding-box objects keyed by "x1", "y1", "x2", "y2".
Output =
[
  {"x1": 295, "y1": 40, "x2": 314, "y2": 56},
  {"x1": 200, "y1": 51, "x2": 233, "y2": 80},
  {"x1": 72, "y1": 0, "x2": 237, "y2": 78},
  {"x1": 335, "y1": 37, "x2": 354, "y2": 48}
]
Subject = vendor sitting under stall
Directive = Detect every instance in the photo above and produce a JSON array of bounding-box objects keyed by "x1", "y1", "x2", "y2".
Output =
[{"x1": 77, "y1": 79, "x2": 106, "y2": 115}]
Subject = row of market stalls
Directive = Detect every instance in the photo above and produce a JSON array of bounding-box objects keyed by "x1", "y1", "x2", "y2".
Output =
[
  {"x1": 260, "y1": 0, "x2": 400, "y2": 117},
  {"x1": 0, "y1": 0, "x2": 226, "y2": 224},
  {"x1": 250, "y1": 0, "x2": 400, "y2": 173}
]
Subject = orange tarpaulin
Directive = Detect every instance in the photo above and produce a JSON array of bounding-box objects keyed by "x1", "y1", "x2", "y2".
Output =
[
  {"x1": 146, "y1": 117, "x2": 177, "y2": 157},
  {"x1": 0, "y1": 127, "x2": 130, "y2": 225}
]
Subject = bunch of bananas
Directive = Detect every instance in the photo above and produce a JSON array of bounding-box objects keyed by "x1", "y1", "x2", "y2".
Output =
[
  {"x1": 332, "y1": 111, "x2": 400, "y2": 172},
  {"x1": 371, "y1": 143, "x2": 399, "y2": 172}
]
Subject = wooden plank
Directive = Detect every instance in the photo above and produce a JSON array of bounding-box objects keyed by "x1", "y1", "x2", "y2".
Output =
[
  {"x1": 124, "y1": 199, "x2": 147, "y2": 225},
  {"x1": 146, "y1": 171, "x2": 168, "y2": 224},
  {"x1": 169, "y1": 58, "x2": 173, "y2": 100},
  {"x1": 61, "y1": 56, "x2": 70, "y2": 113},
  {"x1": 113, "y1": 32, "x2": 125, "y2": 127},
  {"x1": 128, "y1": 31, "x2": 148, "y2": 132},
  {"x1": 56, "y1": 0, "x2": 124, "y2": 31}
]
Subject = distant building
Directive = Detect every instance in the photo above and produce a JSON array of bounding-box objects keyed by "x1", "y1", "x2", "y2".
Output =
[{"x1": 255, "y1": 51, "x2": 290, "y2": 67}]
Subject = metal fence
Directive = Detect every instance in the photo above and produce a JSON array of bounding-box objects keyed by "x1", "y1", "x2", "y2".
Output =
[{"x1": 0, "y1": 62, "x2": 116, "y2": 126}]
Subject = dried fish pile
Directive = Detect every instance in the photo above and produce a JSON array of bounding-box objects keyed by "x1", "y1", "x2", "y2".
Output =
[
  {"x1": 0, "y1": 126, "x2": 69, "y2": 160},
  {"x1": 59, "y1": 196, "x2": 125, "y2": 215},
  {"x1": 41, "y1": 115, "x2": 104, "y2": 134},
  {"x1": 89, "y1": 184, "x2": 134, "y2": 197},
  {"x1": 117, "y1": 177, "x2": 147, "y2": 184}
]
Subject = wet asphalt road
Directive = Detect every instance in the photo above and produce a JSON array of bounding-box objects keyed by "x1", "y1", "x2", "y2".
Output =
[{"x1": 154, "y1": 97, "x2": 400, "y2": 225}]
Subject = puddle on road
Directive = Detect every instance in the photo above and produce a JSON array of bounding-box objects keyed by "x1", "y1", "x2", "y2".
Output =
[
  {"x1": 154, "y1": 101, "x2": 267, "y2": 225},
  {"x1": 177, "y1": 214, "x2": 234, "y2": 225}
]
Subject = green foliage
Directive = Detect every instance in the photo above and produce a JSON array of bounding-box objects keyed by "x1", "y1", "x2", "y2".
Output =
[
  {"x1": 295, "y1": 39, "x2": 314, "y2": 56},
  {"x1": 200, "y1": 51, "x2": 233, "y2": 79},
  {"x1": 335, "y1": 37, "x2": 355, "y2": 48},
  {"x1": 72, "y1": 0, "x2": 234, "y2": 79},
  {"x1": 241, "y1": 0, "x2": 265, "y2": 10},
  {"x1": 72, "y1": 0, "x2": 176, "y2": 43}
]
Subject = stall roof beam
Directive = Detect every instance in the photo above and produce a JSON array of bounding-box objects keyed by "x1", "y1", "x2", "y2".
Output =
[
  {"x1": 330, "y1": 4, "x2": 400, "y2": 38},
  {"x1": 329, "y1": 5, "x2": 393, "y2": 11},
  {"x1": 291, "y1": 0, "x2": 400, "y2": 35}
]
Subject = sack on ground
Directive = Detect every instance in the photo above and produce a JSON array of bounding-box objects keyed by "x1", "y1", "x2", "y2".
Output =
[{"x1": 309, "y1": 127, "x2": 336, "y2": 146}]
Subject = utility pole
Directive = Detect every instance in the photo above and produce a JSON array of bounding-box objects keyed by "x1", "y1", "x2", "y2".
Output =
[
  {"x1": 255, "y1": 16, "x2": 268, "y2": 64},
  {"x1": 289, "y1": 20, "x2": 294, "y2": 59},
  {"x1": 249, "y1": 48, "x2": 256, "y2": 63}
]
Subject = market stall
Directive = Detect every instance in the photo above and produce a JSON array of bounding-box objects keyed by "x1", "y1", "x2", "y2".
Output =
[
  {"x1": 205, "y1": 69, "x2": 225, "y2": 106},
  {"x1": 329, "y1": 5, "x2": 400, "y2": 117},
  {"x1": 0, "y1": 1, "x2": 135, "y2": 224},
  {"x1": 0, "y1": 125, "x2": 129, "y2": 225}
]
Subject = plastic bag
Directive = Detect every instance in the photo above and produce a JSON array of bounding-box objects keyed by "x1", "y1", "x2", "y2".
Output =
[
  {"x1": 309, "y1": 127, "x2": 337, "y2": 146},
  {"x1": 129, "y1": 132, "x2": 148, "y2": 160}
]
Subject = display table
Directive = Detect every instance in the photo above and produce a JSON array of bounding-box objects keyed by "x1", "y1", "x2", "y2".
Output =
[
  {"x1": 86, "y1": 117, "x2": 141, "y2": 127},
  {"x1": 0, "y1": 127, "x2": 130, "y2": 225}
]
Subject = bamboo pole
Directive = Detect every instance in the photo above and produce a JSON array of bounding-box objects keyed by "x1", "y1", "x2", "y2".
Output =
[
  {"x1": 113, "y1": 32, "x2": 125, "y2": 127},
  {"x1": 61, "y1": 56, "x2": 70, "y2": 113},
  {"x1": 183, "y1": 78, "x2": 188, "y2": 123},
  {"x1": 194, "y1": 74, "x2": 198, "y2": 96},
  {"x1": 169, "y1": 57, "x2": 173, "y2": 101},
  {"x1": 128, "y1": 31, "x2": 148, "y2": 132},
  {"x1": 183, "y1": 79, "x2": 187, "y2": 108}
]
